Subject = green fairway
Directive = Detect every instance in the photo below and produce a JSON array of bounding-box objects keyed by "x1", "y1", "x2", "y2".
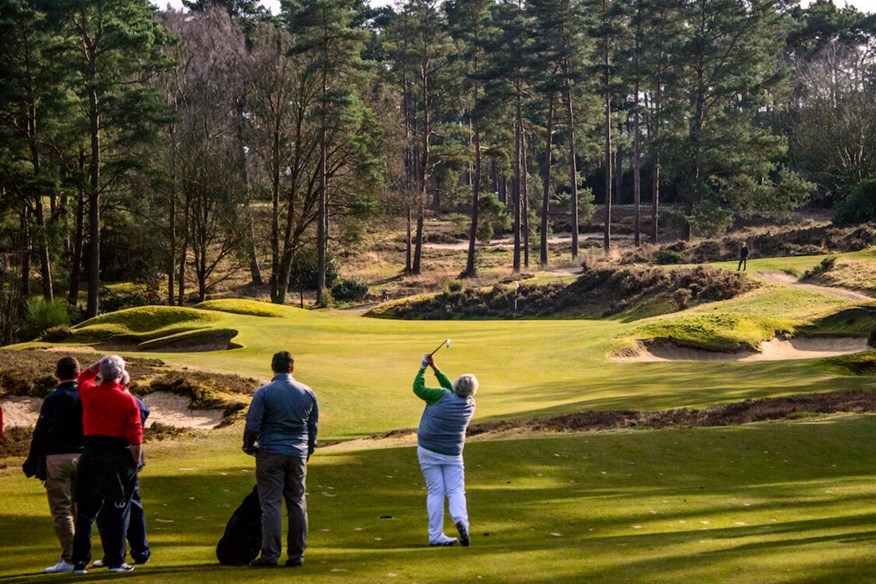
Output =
[
  {"x1": 3, "y1": 252, "x2": 876, "y2": 582},
  {"x1": 1, "y1": 418, "x2": 875, "y2": 583}
]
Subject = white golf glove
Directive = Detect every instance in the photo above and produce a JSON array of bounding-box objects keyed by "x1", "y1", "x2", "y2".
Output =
[{"x1": 421, "y1": 356, "x2": 429, "y2": 369}]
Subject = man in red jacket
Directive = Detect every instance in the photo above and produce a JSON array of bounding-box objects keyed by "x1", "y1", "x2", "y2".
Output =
[{"x1": 70, "y1": 355, "x2": 143, "y2": 575}]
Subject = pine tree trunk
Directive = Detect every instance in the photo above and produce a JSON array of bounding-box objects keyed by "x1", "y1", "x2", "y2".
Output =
[
  {"x1": 86, "y1": 81, "x2": 101, "y2": 317},
  {"x1": 563, "y1": 81, "x2": 578, "y2": 260},
  {"x1": 602, "y1": 0, "x2": 612, "y2": 254},
  {"x1": 540, "y1": 95, "x2": 554, "y2": 267},
  {"x1": 513, "y1": 96, "x2": 522, "y2": 273}
]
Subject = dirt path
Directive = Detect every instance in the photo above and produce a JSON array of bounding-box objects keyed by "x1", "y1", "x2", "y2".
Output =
[
  {"x1": 756, "y1": 270, "x2": 870, "y2": 301},
  {"x1": 424, "y1": 232, "x2": 632, "y2": 251},
  {"x1": 338, "y1": 389, "x2": 876, "y2": 450}
]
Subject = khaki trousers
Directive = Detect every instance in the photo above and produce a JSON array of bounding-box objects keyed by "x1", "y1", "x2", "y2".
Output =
[{"x1": 45, "y1": 453, "x2": 80, "y2": 562}]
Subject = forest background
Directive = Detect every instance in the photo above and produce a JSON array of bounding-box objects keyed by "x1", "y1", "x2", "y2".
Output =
[{"x1": 1, "y1": 0, "x2": 875, "y2": 344}]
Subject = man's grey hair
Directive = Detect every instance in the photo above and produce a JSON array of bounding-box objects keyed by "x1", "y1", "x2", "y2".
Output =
[
  {"x1": 99, "y1": 355, "x2": 126, "y2": 382},
  {"x1": 453, "y1": 374, "x2": 478, "y2": 398}
]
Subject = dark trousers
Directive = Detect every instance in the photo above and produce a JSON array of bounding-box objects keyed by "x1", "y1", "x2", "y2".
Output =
[
  {"x1": 71, "y1": 439, "x2": 136, "y2": 569},
  {"x1": 737, "y1": 258, "x2": 747, "y2": 271},
  {"x1": 255, "y1": 452, "x2": 308, "y2": 563},
  {"x1": 97, "y1": 477, "x2": 149, "y2": 563}
]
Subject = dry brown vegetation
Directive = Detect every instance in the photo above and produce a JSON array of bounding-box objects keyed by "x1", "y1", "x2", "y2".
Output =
[{"x1": 368, "y1": 390, "x2": 876, "y2": 442}]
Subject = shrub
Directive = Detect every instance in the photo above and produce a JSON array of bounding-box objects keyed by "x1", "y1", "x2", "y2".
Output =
[
  {"x1": 101, "y1": 292, "x2": 154, "y2": 313},
  {"x1": 672, "y1": 288, "x2": 693, "y2": 310},
  {"x1": 317, "y1": 289, "x2": 334, "y2": 308},
  {"x1": 655, "y1": 249, "x2": 682, "y2": 265},
  {"x1": 803, "y1": 256, "x2": 837, "y2": 279},
  {"x1": 22, "y1": 298, "x2": 70, "y2": 340},
  {"x1": 869, "y1": 327, "x2": 876, "y2": 348},
  {"x1": 446, "y1": 280, "x2": 464, "y2": 293},
  {"x1": 331, "y1": 279, "x2": 369, "y2": 302},
  {"x1": 833, "y1": 179, "x2": 876, "y2": 226},
  {"x1": 692, "y1": 240, "x2": 722, "y2": 262},
  {"x1": 288, "y1": 249, "x2": 340, "y2": 291},
  {"x1": 42, "y1": 325, "x2": 72, "y2": 342}
]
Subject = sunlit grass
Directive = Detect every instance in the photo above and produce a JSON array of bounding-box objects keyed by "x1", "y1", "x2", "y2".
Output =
[{"x1": 2, "y1": 418, "x2": 875, "y2": 582}]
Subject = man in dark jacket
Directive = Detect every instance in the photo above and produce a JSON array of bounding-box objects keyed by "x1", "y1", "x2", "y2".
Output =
[
  {"x1": 23, "y1": 356, "x2": 84, "y2": 574},
  {"x1": 737, "y1": 242, "x2": 750, "y2": 271}
]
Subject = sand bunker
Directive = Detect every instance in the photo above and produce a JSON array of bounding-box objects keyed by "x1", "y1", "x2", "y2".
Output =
[
  {"x1": 615, "y1": 337, "x2": 869, "y2": 362},
  {"x1": 0, "y1": 391, "x2": 225, "y2": 430}
]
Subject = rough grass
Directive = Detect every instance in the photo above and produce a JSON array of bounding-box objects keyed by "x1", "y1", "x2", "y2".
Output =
[
  {"x1": 370, "y1": 265, "x2": 752, "y2": 320},
  {"x1": 802, "y1": 250, "x2": 876, "y2": 294}
]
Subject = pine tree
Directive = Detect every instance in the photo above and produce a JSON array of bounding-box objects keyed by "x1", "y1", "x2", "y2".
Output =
[
  {"x1": 39, "y1": 0, "x2": 171, "y2": 316},
  {"x1": 284, "y1": 0, "x2": 369, "y2": 301}
]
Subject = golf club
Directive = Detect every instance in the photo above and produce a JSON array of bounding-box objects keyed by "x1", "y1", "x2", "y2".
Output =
[{"x1": 430, "y1": 338, "x2": 451, "y2": 356}]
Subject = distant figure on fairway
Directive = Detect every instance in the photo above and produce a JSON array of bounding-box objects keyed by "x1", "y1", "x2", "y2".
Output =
[
  {"x1": 243, "y1": 351, "x2": 319, "y2": 568},
  {"x1": 413, "y1": 353, "x2": 477, "y2": 546},
  {"x1": 71, "y1": 356, "x2": 143, "y2": 575},
  {"x1": 23, "y1": 356, "x2": 84, "y2": 574},
  {"x1": 94, "y1": 370, "x2": 151, "y2": 567},
  {"x1": 738, "y1": 242, "x2": 750, "y2": 271}
]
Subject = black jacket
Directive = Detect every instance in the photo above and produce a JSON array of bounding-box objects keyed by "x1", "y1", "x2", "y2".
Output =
[{"x1": 23, "y1": 382, "x2": 84, "y2": 478}]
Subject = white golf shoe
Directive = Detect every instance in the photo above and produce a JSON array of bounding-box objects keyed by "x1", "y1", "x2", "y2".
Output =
[{"x1": 44, "y1": 559, "x2": 75, "y2": 574}]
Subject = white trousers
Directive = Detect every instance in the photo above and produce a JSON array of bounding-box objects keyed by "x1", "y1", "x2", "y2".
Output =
[{"x1": 417, "y1": 446, "x2": 469, "y2": 543}]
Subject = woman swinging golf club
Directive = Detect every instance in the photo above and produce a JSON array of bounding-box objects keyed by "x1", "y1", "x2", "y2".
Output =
[{"x1": 413, "y1": 348, "x2": 478, "y2": 547}]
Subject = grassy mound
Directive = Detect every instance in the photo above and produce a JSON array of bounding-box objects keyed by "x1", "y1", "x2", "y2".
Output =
[
  {"x1": 826, "y1": 350, "x2": 876, "y2": 376},
  {"x1": 636, "y1": 313, "x2": 791, "y2": 352},
  {"x1": 137, "y1": 328, "x2": 240, "y2": 352},
  {"x1": 194, "y1": 298, "x2": 305, "y2": 318},
  {"x1": 797, "y1": 304, "x2": 876, "y2": 337},
  {"x1": 370, "y1": 265, "x2": 751, "y2": 320},
  {"x1": 799, "y1": 248, "x2": 876, "y2": 295},
  {"x1": 70, "y1": 306, "x2": 219, "y2": 343},
  {"x1": 621, "y1": 223, "x2": 876, "y2": 264}
]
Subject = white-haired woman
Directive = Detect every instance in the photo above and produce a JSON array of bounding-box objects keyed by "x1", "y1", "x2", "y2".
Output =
[
  {"x1": 413, "y1": 353, "x2": 478, "y2": 547},
  {"x1": 71, "y1": 355, "x2": 143, "y2": 574}
]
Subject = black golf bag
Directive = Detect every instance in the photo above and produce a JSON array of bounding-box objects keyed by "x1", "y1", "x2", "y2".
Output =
[{"x1": 216, "y1": 485, "x2": 262, "y2": 566}]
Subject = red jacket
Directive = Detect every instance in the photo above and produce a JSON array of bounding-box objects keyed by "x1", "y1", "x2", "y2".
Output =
[{"x1": 77, "y1": 369, "x2": 143, "y2": 445}]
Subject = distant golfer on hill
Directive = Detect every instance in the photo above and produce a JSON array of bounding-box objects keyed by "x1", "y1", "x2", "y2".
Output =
[
  {"x1": 413, "y1": 354, "x2": 477, "y2": 547},
  {"x1": 738, "y1": 242, "x2": 750, "y2": 271}
]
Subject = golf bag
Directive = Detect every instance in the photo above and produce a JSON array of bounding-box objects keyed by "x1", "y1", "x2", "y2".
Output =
[{"x1": 216, "y1": 485, "x2": 262, "y2": 566}]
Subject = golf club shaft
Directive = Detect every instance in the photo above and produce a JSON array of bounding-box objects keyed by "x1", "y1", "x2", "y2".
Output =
[{"x1": 430, "y1": 340, "x2": 447, "y2": 356}]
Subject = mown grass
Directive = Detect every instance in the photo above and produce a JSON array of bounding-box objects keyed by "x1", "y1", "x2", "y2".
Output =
[{"x1": 2, "y1": 418, "x2": 875, "y2": 583}]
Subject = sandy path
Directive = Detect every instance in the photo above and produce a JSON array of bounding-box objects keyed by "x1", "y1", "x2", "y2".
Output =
[
  {"x1": 757, "y1": 271, "x2": 870, "y2": 301},
  {"x1": 0, "y1": 391, "x2": 225, "y2": 430},
  {"x1": 424, "y1": 232, "x2": 632, "y2": 251},
  {"x1": 615, "y1": 337, "x2": 869, "y2": 363}
]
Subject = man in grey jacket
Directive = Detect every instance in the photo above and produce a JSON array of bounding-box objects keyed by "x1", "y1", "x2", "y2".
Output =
[{"x1": 243, "y1": 351, "x2": 319, "y2": 568}]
